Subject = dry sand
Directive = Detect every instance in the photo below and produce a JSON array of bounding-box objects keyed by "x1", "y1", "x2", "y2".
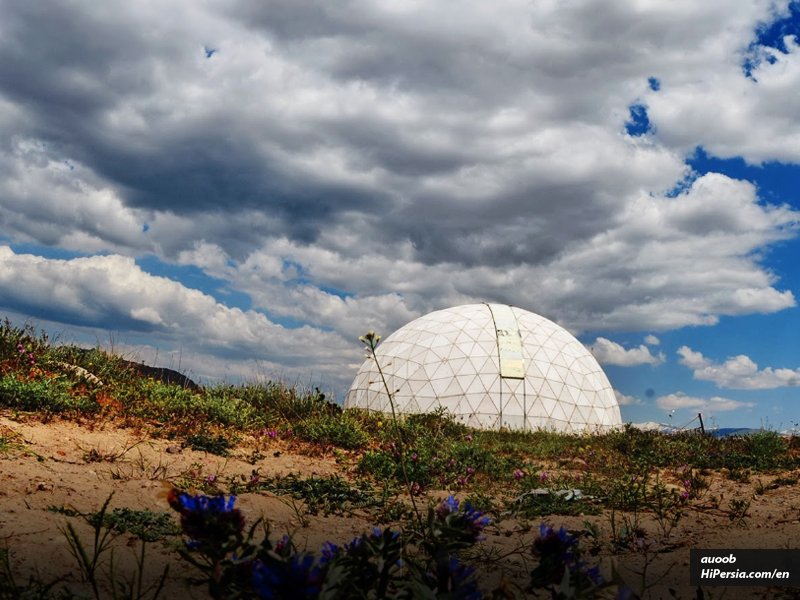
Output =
[{"x1": 2, "y1": 416, "x2": 799, "y2": 599}]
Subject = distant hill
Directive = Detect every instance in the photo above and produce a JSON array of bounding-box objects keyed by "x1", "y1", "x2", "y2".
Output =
[
  {"x1": 630, "y1": 421, "x2": 680, "y2": 434},
  {"x1": 630, "y1": 422, "x2": 788, "y2": 437}
]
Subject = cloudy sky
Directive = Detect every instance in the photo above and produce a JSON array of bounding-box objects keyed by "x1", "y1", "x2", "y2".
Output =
[{"x1": 1, "y1": 0, "x2": 799, "y2": 430}]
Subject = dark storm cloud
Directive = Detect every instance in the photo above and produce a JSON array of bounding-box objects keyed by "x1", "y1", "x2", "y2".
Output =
[{"x1": 0, "y1": 0, "x2": 650, "y2": 266}]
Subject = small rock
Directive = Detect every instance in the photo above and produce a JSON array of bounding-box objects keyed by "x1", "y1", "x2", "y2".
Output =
[{"x1": 165, "y1": 446, "x2": 182, "y2": 454}]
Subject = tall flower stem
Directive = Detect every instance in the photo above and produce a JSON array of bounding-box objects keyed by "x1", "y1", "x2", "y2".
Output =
[{"x1": 360, "y1": 332, "x2": 425, "y2": 533}]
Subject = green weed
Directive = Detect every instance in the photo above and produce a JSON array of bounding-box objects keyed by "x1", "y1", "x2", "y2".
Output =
[{"x1": 184, "y1": 433, "x2": 232, "y2": 456}]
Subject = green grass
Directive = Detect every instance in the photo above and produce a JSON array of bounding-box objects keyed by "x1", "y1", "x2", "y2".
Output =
[
  {"x1": 0, "y1": 426, "x2": 28, "y2": 457},
  {"x1": 47, "y1": 505, "x2": 182, "y2": 543}
]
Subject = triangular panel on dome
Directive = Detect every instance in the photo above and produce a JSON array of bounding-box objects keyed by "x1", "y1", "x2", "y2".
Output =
[
  {"x1": 474, "y1": 394, "x2": 500, "y2": 416},
  {"x1": 546, "y1": 362, "x2": 570, "y2": 382},
  {"x1": 468, "y1": 412, "x2": 500, "y2": 430},
  {"x1": 550, "y1": 401, "x2": 573, "y2": 424},
  {"x1": 502, "y1": 414, "x2": 527, "y2": 430},
  {"x1": 440, "y1": 328, "x2": 462, "y2": 343},
  {"x1": 563, "y1": 385, "x2": 582, "y2": 404},
  {"x1": 454, "y1": 340, "x2": 480, "y2": 359},
  {"x1": 465, "y1": 375, "x2": 493, "y2": 396},
  {"x1": 429, "y1": 333, "x2": 454, "y2": 348},
  {"x1": 563, "y1": 369, "x2": 583, "y2": 389},
  {"x1": 537, "y1": 396, "x2": 558, "y2": 418},
  {"x1": 502, "y1": 394, "x2": 525, "y2": 419},
  {"x1": 446, "y1": 357, "x2": 471, "y2": 375},
  {"x1": 441, "y1": 377, "x2": 466, "y2": 398},
  {"x1": 415, "y1": 395, "x2": 440, "y2": 413},
  {"x1": 537, "y1": 379, "x2": 559, "y2": 402},
  {"x1": 526, "y1": 375, "x2": 546, "y2": 395},
  {"x1": 548, "y1": 380, "x2": 566, "y2": 399}
]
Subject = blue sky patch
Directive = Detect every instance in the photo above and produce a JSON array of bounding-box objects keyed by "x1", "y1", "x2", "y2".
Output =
[
  {"x1": 135, "y1": 255, "x2": 252, "y2": 311},
  {"x1": 625, "y1": 104, "x2": 652, "y2": 136}
]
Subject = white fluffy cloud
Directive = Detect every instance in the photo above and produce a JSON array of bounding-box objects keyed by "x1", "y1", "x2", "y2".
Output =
[
  {"x1": 644, "y1": 335, "x2": 660, "y2": 345},
  {"x1": 0, "y1": 140, "x2": 151, "y2": 254},
  {"x1": 0, "y1": 247, "x2": 361, "y2": 390},
  {"x1": 648, "y1": 29, "x2": 800, "y2": 163},
  {"x1": 678, "y1": 346, "x2": 800, "y2": 389},
  {"x1": 656, "y1": 392, "x2": 756, "y2": 412},
  {"x1": 590, "y1": 337, "x2": 665, "y2": 366},
  {"x1": 614, "y1": 390, "x2": 641, "y2": 405}
]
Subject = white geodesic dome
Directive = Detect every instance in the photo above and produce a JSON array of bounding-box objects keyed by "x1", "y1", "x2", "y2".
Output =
[{"x1": 345, "y1": 303, "x2": 622, "y2": 433}]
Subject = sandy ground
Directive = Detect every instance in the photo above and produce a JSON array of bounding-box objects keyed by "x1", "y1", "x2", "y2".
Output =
[{"x1": 2, "y1": 416, "x2": 800, "y2": 599}]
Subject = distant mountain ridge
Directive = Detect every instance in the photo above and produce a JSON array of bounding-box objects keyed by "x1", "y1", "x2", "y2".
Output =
[{"x1": 630, "y1": 422, "x2": 790, "y2": 437}]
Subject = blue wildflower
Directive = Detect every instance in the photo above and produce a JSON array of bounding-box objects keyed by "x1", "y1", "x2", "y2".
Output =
[
  {"x1": 616, "y1": 585, "x2": 634, "y2": 600},
  {"x1": 167, "y1": 489, "x2": 245, "y2": 549},
  {"x1": 251, "y1": 555, "x2": 321, "y2": 600},
  {"x1": 446, "y1": 556, "x2": 483, "y2": 600},
  {"x1": 537, "y1": 524, "x2": 578, "y2": 551},
  {"x1": 343, "y1": 536, "x2": 362, "y2": 552},
  {"x1": 319, "y1": 541, "x2": 340, "y2": 565},
  {"x1": 436, "y1": 495, "x2": 460, "y2": 521},
  {"x1": 585, "y1": 565, "x2": 604, "y2": 585},
  {"x1": 463, "y1": 503, "x2": 491, "y2": 541},
  {"x1": 369, "y1": 527, "x2": 400, "y2": 542},
  {"x1": 530, "y1": 523, "x2": 603, "y2": 590}
]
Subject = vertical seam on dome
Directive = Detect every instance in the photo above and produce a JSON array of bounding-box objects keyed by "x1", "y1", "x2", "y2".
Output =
[{"x1": 484, "y1": 303, "x2": 502, "y2": 427}]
